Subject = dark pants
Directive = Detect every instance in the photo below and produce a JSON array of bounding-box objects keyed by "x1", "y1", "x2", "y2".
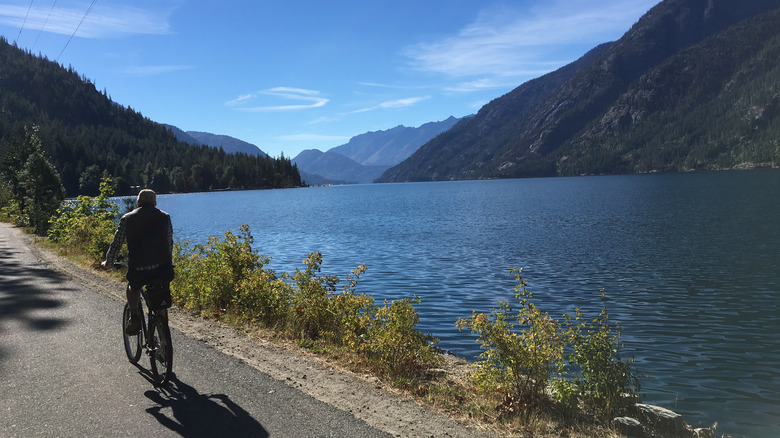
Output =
[
  {"x1": 126, "y1": 263, "x2": 175, "y2": 290},
  {"x1": 126, "y1": 264, "x2": 175, "y2": 310}
]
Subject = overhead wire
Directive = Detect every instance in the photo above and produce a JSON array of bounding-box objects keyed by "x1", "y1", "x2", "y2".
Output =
[
  {"x1": 56, "y1": 0, "x2": 98, "y2": 62},
  {"x1": 31, "y1": 0, "x2": 58, "y2": 50},
  {"x1": 13, "y1": 0, "x2": 36, "y2": 45}
]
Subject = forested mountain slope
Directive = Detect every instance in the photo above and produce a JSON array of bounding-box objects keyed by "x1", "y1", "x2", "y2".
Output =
[
  {"x1": 0, "y1": 37, "x2": 301, "y2": 196},
  {"x1": 378, "y1": 0, "x2": 780, "y2": 182}
]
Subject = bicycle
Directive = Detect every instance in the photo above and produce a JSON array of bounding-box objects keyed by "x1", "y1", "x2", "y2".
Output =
[{"x1": 114, "y1": 263, "x2": 173, "y2": 386}]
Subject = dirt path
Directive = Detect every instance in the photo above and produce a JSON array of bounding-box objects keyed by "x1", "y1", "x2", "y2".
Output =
[{"x1": 18, "y1": 226, "x2": 491, "y2": 438}]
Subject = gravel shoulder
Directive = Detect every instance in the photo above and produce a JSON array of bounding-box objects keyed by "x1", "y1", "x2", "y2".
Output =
[{"x1": 17, "y1": 225, "x2": 492, "y2": 438}]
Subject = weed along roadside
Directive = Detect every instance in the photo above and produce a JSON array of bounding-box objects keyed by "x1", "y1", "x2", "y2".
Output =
[{"x1": 7, "y1": 180, "x2": 719, "y2": 438}]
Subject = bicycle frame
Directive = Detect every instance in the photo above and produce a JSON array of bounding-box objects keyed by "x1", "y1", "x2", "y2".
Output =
[
  {"x1": 138, "y1": 283, "x2": 173, "y2": 385},
  {"x1": 117, "y1": 263, "x2": 173, "y2": 386}
]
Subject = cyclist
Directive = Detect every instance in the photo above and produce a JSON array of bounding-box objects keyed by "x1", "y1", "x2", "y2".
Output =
[{"x1": 101, "y1": 189, "x2": 174, "y2": 334}]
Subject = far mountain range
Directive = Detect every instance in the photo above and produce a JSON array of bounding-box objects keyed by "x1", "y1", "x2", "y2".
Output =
[
  {"x1": 291, "y1": 117, "x2": 460, "y2": 184},
  {"x1": 166, "y1": 117, "x2": 461, "y2": 185}
]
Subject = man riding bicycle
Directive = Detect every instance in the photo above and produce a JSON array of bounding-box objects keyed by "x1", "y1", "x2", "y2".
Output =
[{"x1": 101, "y1": 189, "x2": 174, "y2": 334}]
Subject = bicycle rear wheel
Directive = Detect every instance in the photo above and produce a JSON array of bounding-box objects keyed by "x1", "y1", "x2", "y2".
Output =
[
  {"x1": 122, "y1": 303, "x2": 144, "y2": 363},
  {"x1": 148, "y1": 313, "x2": 173, "y2": 385}
]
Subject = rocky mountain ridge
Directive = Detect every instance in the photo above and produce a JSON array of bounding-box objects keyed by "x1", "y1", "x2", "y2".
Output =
[
  {"x1": 378, "y1": 0, "x2": 780, "y2": 182},
  {"x1": 293, "y1": 117, "x2": 461, "y2": 184}
]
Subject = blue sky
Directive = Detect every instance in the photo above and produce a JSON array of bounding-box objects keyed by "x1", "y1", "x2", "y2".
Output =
[{"x1": 1, "y1": 0, "x2": 659, "y2": 158}]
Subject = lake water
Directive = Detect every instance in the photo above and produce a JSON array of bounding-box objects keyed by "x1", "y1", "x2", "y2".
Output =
[{"x1": 156, "y1": 170, "x2": 779, "y2": 437}]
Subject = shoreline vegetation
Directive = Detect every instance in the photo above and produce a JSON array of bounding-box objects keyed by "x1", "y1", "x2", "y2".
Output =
[{"x1": 2, "y1": 179, "x2": 720, "y2": 437}]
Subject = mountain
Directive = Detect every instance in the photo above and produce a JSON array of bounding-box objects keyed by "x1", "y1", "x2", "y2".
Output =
[
  {"x1": 293, "y1": 117, "x2": 460, "y2": 184},
  {"x1": 164, "y1": 124, "x2": 201, "y2": 145},
  {"x1": 378, "y1": 0, "x2": 780, "y2": 182},
  {"x1": 330, "y1": 116, "x2": 460, "y2": 166},
  {"x1": 293, "y1": 149, "x2": 391, "y2": 184},
  {"x1": 298, "y1": 170, "x2": 350, "y2": 186},
  {"x1": 377, "y1": 43, "x2": 611, "y2": 181},
  {"x1": 164, "y1": 125, "x2": 267, "y2": 157},
  {"x1": 186, "y1": 131, "x2": 267, "y2": 157}
]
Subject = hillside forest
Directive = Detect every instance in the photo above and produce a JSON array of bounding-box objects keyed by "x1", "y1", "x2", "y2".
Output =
[{"x1": 0, "y1": 36, "x2": 303, "y2": 198}]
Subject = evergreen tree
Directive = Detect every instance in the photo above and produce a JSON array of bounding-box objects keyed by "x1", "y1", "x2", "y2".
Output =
[
  {"x1": 0, "y1": 128, "x2": 64, "y2": 234},
  {"x1": 22, "y1": 148, "x2": 65, "y2": 234}
]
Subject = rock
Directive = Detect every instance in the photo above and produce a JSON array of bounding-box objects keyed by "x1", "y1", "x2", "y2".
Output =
[
  {"x1": 613, "y1": 416, "x2": 646, "y2": 437},
  {"x1": 635, "y1": 404, "x2": 693, "y2": 437},
  {"x1": 619, "y1": 403, "x2": 717, "y2": 438}
]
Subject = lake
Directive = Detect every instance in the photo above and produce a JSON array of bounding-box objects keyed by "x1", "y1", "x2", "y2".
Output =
[{"x1": 156, "y1": 170, "x2": 779, "y2": 437}]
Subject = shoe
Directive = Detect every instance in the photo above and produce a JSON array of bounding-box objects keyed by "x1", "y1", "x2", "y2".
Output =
[{"x1": 125, "y1": 310, "x2": 142, "y2": 334}]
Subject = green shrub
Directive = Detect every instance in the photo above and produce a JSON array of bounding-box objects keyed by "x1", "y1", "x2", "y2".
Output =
[
  {"x1": 457, "y1": 269, "x2": 564, "y2": 408},
  {"x1": 171, "y1": 229, "x2": 374, "y2": 346},
  {"x1": 47, "y1": 178, "x2": 119, "y2": 261},
  {"x1": 171, "y1": 224, "x2": 262, "y2": 312},
  {"x1": 563, "y1": 292, "x2": 640, "y2": 419},
  {"x1": 328, "y1": 263, "x2": 375, "y2": 348},
  {"x1": 363, "y1": 296, "x2": 441, "y2": 378},
  {"x1": 283, "y1": 252, "x2": 340, "y2": 340},
  {"x1": 0, "y1": 186, "x2": 20, "y2": 222},
  {"x1": 234, "y1": 268, "x2": 290, "y2": 327},
  {"x1": 550, "y1": 376, "x2": 580, "y2": 419},
  {"x1": 457, "y1": 269, "x2": 641, "y2": 422},
  {"x1": 171, "y1": 224, "x2": 439, "y2": 381},
  {"x1": 170, "y1": 242, "x2": 200, "y2": 308}
]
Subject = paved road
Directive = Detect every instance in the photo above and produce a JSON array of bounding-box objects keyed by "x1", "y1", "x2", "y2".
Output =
[{"x1": 0, "y1": 223, "x2": 391, "y2": 438}]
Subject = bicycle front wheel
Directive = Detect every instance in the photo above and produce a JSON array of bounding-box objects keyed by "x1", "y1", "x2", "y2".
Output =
[
  {"x1": 149, "y1": 313, "x2": 173, "y2": 385},
  {"x1": 122, "y1": 303, "x2": 144, "y2": 364}
]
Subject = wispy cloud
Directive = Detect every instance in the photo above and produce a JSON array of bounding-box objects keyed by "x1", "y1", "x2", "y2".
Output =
[
  {"x1": 0, "y1": 2, "x2": 173, "y2": 38},
  {"x1": 307, "y1": 116, "x2": 341, "y2": 125},
  {"x1": 278, "y1": 133, "x2": 351, "y2": 143},
  {"x1": 227, "y1": 87, "x2": 329, "y2": 112},
  {"x1": 351, "y1": 96, "x2": 431, "y2": 114},
  {"x1": 357, "y1": 81, "x2": 432, "y2": 91},
  {"x1": 125, "y1": 65, "x2": 194, "y2": 76},
  {"x1": 444, "y1": 77, "x2": 528, "y2": 93},
  {"x1": 403, "y1": 0, "x2": 656, "y2": 87}
]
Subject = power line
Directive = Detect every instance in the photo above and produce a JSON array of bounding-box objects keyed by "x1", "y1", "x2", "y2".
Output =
[
  {"x1": 14, "y1": 0, "x2": 35, "y2": 45},
  {"x1": 56, "y1": 0, "x2": 98, "y2": 62},
  {"x1": 31, "y1": 0, "x2": 58, "y2": 50}
]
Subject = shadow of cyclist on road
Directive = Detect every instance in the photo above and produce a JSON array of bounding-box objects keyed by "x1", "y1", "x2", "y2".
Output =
[{"x1": 144, "y1": 376, "x2": 268, "y2": 437}]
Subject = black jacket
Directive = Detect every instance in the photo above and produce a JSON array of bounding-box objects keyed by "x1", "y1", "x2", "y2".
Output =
[{"x1": 105, "y1": 204, "x2": 173, "y2": 269}]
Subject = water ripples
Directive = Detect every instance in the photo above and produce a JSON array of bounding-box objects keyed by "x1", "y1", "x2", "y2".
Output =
[{"x1": 162, "y1": 172, "x2": 780, "y2": 437}]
